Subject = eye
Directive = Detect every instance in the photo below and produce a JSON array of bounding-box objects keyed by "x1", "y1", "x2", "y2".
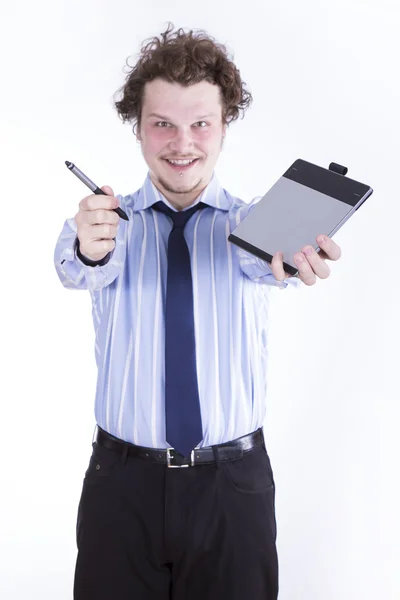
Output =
[{"x1": 155, "y1": 120, "x2": 208, "y2": 128}]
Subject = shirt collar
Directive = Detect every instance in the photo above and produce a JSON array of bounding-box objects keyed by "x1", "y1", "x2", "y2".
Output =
[{"x1": 132, "y1": 171, "x2": 232, "y2": 212}]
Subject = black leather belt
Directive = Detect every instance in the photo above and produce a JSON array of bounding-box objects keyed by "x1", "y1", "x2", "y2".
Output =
[{"x1": 95, "y1": 426, "x2": 265, "y2": 468}]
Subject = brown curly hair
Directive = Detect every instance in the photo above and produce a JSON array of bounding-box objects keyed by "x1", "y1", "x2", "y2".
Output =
[{"x1": 113, "y1": 22, "x2": 253, "y2": 135}]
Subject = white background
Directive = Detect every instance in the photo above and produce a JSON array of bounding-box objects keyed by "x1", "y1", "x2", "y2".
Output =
[{"x1": 1, "y1": 1, "x2": 399, "y2": 598}]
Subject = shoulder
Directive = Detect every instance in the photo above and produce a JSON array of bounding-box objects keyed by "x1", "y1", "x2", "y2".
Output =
[
  {"x1": 116, "y1": 188, "x2": 140, "y2": 208},
  {"x1": 225, "y1": 188, "x2": 263, "y2": 223}
]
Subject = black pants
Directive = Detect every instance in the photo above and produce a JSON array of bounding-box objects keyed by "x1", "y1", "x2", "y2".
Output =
[{"x1": 74, "y1": 434, "x2": 279, "y2": 599}]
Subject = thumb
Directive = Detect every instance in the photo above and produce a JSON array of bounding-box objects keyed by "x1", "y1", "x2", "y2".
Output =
[{"x1": 100, "y1": 185, "x2": 114, "y2": 197}]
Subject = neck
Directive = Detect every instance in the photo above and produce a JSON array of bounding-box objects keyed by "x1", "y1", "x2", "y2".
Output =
[{"x1": 150, "y1": 172, "x2": 211, "y2": 211}]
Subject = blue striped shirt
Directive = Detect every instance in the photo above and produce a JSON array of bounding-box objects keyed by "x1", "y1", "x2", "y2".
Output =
[{"x1": 54, "y1": 171, "x2": 299, "y2": 448}]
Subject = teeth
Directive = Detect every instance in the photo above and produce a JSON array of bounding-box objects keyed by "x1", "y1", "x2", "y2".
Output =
[{"x1": 167, "y1": 159, "x2": 196, "y2": 165}]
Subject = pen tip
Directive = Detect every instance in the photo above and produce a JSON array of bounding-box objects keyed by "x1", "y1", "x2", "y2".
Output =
[{"x1": 65, "y1": 160, "x2": 72, "y2": 168}]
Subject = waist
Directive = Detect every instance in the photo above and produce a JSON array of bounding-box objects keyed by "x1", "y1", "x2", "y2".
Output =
[{"x1": 95, "y1": 426, "x2": 266, "y2": 468}]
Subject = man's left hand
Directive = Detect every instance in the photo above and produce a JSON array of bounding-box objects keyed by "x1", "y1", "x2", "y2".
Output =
[{"x1": 271, "y1": 235, "x2": 342, "y2": 286}]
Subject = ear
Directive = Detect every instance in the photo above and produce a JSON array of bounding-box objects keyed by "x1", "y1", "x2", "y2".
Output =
[{"x1": 135, "y1": 121, "x2": 142, "y2": 142}]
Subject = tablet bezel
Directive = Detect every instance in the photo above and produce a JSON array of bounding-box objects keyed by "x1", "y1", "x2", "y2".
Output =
[{"x1": 228, "y1": 159, "x2": 373, "y2": 277}]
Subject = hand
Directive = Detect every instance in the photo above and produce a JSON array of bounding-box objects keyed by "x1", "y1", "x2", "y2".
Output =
[
  {"x1": 271, "y1": 235, "x2": 342, "y2": 286},
  {"x1": 75, "y1": 185, "x2": 120, "y2": 262}
]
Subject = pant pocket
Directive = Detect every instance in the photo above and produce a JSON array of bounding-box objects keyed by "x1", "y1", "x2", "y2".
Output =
[
  {"x1": 221, "y1": 445, "x2": 275, "y2": 494},
  {"x1": 84, "y1": 442, "x2": 120, "y2": 485}
]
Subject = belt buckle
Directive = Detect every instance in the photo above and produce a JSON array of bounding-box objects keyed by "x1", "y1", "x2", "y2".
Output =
[{"x1": 166, "y1": 448, "x2": 194, "y2": 468}]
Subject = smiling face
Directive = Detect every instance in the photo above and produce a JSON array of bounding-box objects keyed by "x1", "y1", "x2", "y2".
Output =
[{"x1": 137, "y1": 78, "x2": 226, "y2": 209}]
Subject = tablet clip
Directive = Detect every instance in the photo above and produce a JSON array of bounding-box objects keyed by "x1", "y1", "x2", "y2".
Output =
[{"x1": 329, "y1": 162, "x2": 348, "y2": 176}]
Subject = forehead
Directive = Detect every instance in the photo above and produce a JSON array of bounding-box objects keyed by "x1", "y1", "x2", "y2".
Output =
[{"x1": 142, "y1": 78, "x2": 222, "y2": 119}]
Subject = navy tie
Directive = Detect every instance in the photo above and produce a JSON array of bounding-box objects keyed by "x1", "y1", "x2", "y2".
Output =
[{"x1": 152, "y1": 200, "x2": 206, "y2": 458}]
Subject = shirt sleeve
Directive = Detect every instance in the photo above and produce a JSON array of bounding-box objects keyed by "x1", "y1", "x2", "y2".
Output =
[
  {"x1": 53, "y1": 194, "x2": 127, "y2": 291},
  {"x1": 229, "y1": 196, "x2": 301, "y2": 290}
]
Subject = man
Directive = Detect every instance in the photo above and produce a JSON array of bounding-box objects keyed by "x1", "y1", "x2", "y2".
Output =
[{"x1": 54, "y1": 23, "x2": 341, "y2": 600}]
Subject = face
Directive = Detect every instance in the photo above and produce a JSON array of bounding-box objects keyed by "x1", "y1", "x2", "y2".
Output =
[{"x1": 137, "y1": 78, "x2": 226, "y2": 209}]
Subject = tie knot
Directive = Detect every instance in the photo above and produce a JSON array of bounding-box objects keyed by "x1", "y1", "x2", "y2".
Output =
[{"x1": 152, "y1": 201, "x2": 206, "y2": 228}]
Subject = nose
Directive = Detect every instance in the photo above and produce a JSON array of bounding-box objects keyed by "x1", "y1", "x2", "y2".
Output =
[{"x1": 169, "y1": 127, "x2": 194, "y2": 152}]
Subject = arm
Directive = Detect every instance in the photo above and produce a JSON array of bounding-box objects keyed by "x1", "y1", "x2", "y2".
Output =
[{"x1": 54, "y1": 195, "x2": 127, "y2": 291}]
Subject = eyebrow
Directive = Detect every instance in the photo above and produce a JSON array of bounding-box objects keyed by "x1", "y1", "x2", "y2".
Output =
[{"x1": 146, "y1": 113, "x2": 217, "y2": 121}]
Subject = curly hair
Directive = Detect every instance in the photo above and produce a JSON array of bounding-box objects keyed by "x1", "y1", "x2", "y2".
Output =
[{"x1": 113, "y1": 22, "x2": 253, "y2": 135}]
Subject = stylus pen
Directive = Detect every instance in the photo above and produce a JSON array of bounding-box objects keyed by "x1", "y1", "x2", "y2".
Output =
[{"x1": 65, "y1": 161, "x2": 129, "y2": 221}]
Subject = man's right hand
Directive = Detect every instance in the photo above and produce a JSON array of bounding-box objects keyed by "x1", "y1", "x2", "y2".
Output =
[{"x1": 75, "y1": 185, "x2": 121, "y2": 262}]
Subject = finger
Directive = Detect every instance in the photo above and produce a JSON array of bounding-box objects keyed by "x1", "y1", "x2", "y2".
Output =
[
  {"x1": 317, "y1": 235, "x2": 342, "y2": 261},
  {"x1": 86, "y1": 209, "x2": 120, "y2": 226},
  {"x1": 82, "y1": 238, "x2": 116, "y2": 255},
  {"x1": 293, "y1": 252, "x2": 317, "y2": 286},
  {"x1": 88, "y1": 223, "x2": 118, "y2": 241},
  {"x1": 100, "y1": 185, "x2": 114, "y2": 196},
  {"x1": 270, "y1": 252, "x2": 287, "y2": 281},
  {"x1": 79, "y1": 192, "x2": 119, "y2": 212},
  {"x1": 301, "y1": 245, "x2": 331, "y2": 279}
]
